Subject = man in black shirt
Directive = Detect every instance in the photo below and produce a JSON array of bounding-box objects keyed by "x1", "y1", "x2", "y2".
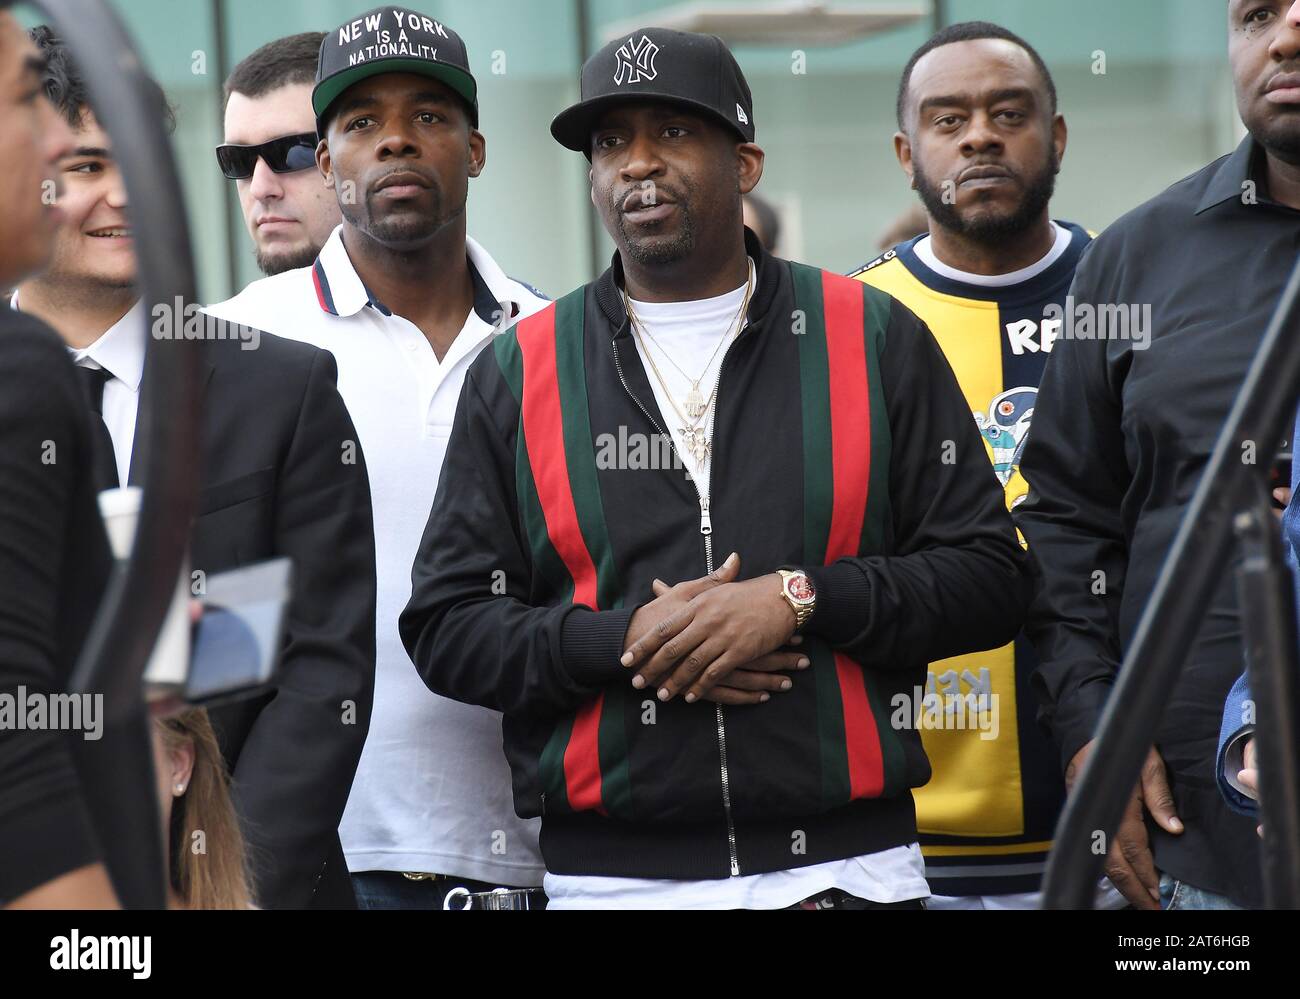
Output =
[
  {"x1": 0, "y1": 11, "x2": 118, "y2": 908},
  {"x1": 14, "y1": 26, "x2": 377, "y2": 910},
  {"x1": 1015, "y1": 0, "x2": 1300, "y2": 909}
]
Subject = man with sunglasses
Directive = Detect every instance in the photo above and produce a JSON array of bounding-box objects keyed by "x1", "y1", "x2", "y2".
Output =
[
  {"x1": 206, "y1": 8, "x2": 549, "y2": 909},
  {"x1": 220, "y1": 32, "x2": 340, "y2": 276},
  {"x1": 16, "y1": 27, "x2": 377, "y2": 911}
]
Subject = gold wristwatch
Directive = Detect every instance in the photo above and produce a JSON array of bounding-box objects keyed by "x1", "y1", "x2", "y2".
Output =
[{"x1": 777, "y1": 569, "x2": 816, "y2": 631}]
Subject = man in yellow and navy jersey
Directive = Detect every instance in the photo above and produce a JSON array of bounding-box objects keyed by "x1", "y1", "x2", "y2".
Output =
[{"x1": 854, "y1": 21, "x2": 1116, "y2": 909}]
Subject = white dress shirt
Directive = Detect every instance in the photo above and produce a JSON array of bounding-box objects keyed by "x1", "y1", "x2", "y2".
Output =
[
  {"x1": 10, "y1": 291, "x2": 145, "y2": 487},
  {"x1": 205, "y1": 226, "x2": 550, "y2": 886}
]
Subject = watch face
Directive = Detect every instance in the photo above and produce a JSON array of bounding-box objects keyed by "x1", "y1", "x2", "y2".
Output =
[{"x1": 785, "y1": 573, "x2": 815, "y2": 604}]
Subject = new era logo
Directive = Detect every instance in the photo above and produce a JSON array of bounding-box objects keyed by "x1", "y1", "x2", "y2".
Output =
[
  {"x1": 614, "y1": 34, "x2": 659, "y2": 85},
  {"x1": 736, "y1": 103, "x2": 749, "y2": 125}
]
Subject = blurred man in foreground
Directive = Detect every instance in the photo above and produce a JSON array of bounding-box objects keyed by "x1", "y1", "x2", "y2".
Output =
[{"x1": 16, "y1": 27, "x2": 377, "y2": 910}]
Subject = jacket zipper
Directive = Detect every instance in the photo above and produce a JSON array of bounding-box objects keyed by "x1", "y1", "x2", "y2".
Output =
[{"x1": 611, "y1": 331, "x2": 743, "y2": 877}]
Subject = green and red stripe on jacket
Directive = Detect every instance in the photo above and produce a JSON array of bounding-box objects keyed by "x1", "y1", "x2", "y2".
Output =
[{"x1": 491, "y1": 265, "x2": 907, "y2": 819}]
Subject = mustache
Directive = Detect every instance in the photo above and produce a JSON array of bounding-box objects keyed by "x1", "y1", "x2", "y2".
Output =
[{"x1": 609, "y1": 182, "x2": 685, "y2": 213}]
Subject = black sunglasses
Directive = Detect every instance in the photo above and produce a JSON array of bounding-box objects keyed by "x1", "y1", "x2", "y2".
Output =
[{"x1": 215, "y1": 133, "x2": 318, "y2": 180}]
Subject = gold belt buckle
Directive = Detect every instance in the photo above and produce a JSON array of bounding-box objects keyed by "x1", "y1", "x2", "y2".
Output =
[{"x1": 401, "y1": 871, "x2": 439, "y2": 882}]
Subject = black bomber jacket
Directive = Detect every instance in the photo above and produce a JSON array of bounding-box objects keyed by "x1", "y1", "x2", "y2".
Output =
[{"x1": 400, "y1": 231, "x2": 1028, "y2": 880}]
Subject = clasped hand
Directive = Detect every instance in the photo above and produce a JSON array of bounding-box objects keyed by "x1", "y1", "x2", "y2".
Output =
[{"x1": 619, "y1": 552, "x2": 810, "y2": 706}]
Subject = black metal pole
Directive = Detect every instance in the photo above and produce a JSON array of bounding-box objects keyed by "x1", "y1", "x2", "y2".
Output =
[
  {"x1": 1042, "y1": 255, "x2": 1300, "y2": 909},
  {"x1": 18, "y1": 0, "x2": 202, "y2": 909}
]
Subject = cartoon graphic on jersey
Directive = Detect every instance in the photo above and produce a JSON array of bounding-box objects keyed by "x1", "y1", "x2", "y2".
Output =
[{"x1": 974, "y1": 386, "x2": 1036, "y2": 487}]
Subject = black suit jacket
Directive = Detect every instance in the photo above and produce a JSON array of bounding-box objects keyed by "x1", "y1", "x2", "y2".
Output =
[{"x1": 131, "y1": 323, "x2": 376, "y2": 909}]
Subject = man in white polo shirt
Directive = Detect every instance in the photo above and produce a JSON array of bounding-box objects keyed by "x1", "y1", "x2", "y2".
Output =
[{"x1": 205, "y1": 7, "x2": 548, "y2": 909}]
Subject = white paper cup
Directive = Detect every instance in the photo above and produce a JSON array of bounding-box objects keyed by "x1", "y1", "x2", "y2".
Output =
[{"x1": 96, "y1": 486, "x2": 190, "y2": 690}]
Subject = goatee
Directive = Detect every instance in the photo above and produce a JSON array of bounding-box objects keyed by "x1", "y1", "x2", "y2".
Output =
[
  {"x1": 255, "y1": 242, "x2": 322, "y2": 277},
  {"x1": 914, "y1": 150, "x2": 1058, "y2": 244}
]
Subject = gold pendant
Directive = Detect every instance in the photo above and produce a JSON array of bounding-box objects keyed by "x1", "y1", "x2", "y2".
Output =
[
  {"x1": 684, "y1": 385, "x2": 706, "y2": 420},
  {"x1": 679, "y1": 426, "x2": 711, "y2": 463}
]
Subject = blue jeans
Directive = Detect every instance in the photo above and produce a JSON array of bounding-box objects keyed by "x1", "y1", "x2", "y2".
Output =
[
  {"x1": 1158, "y1": 873, "x2": 1246, "y2": 910},
  {"x1": 351, "y1": 871, "x2": 545, "y2": 911}
]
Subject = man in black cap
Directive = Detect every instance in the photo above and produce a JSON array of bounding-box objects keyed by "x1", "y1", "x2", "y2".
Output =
[
  {"x1": 208, "y1": 7, "x2": 549, "y2": 910},
  {"x1": 400, "y1": 27, "x2": 1027, "y2": 909}
]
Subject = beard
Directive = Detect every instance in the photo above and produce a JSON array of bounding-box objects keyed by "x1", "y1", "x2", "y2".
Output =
[
  {"x1": 1249, "y1": 114, "x2": 1300, "y2": 167},
  {"x1": 606, "y1": 180, "x2": 699, "y2": 267},
  {"x1": 914, "y1": 149, "x2": 1058, "y2": 244},
  {"x1": 341, "y1": 181, "x2": 461, "y2": 248},
  {"x1": 255, "y1": 240, "x2": 322, "y2": 277}
]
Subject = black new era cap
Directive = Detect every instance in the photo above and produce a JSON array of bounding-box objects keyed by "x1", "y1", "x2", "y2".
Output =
[
  {"x1": 313, "y1": 6, "x2": 478, "y2": 136},
  {"x1": 551, "y1": 28, "x2": 754, "y2": 154}
]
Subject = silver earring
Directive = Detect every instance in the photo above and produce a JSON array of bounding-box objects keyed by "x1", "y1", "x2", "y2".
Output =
[{"x1": 174, "y1": 782, "x2": 186, "y2": 795}]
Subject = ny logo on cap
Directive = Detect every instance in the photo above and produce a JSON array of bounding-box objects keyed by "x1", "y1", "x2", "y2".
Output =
[{"x1": 614, "y1": 34, "x2": 659, "y2": 85}]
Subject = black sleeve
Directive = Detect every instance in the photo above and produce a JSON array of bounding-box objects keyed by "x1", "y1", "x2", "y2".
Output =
[
  {"x1": 804, "y1": 299, "x2": 1029, "y2": 668},
  {"x1": 1012, "y1": 252, "x2": 1129, "y2": 771},
  {"x1": 0, "y1": 320, "x2": 102, "y2": 901},
  {"x1": 399, "y1": 360, "x2": 635, "y2": 718},
  {"x1": 229, "y1": 347, "x2": 377, "y2": 909}
]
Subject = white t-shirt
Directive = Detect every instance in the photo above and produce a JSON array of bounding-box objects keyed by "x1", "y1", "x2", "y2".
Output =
[
  {"x1": 544, "y1": 260, "x2": 929, "y2": 909},
  {"x1": 912, "y1": 220, "x2": 1072, "y2": 286},
  {"x1": 624, "y1": 259, "x2": 755, "y2": 497}
]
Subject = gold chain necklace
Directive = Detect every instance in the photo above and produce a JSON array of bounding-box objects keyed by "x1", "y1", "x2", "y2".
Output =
[
  {"x1": 628, "y1": 318, "x2": 717, "y2": 464},
  {"x1": 623, "y1": 266, "x2": 753, "y2": 423},
  {"x1": 625, "y1": 295, "x2": 750, "y2": 466}
]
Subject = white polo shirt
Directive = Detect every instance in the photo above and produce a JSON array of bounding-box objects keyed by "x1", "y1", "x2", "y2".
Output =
[{"x1": 205, "y1": 225, "x2": 548, "y2": 885}]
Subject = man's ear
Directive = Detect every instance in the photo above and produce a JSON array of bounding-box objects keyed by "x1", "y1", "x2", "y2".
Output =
[
  {"x1": 1051, "y1": 113, "x2": 1068, "y2": 173},
  {"x1": 316, "y1": 138, "x2": 333, "y2": 188},
  {"x1": 468, "y1": 128, "x2": 487, "y2": 178},
  {"x1": 737, "y1": 142, "x2": 764, "y2": 196},
  {"x1": 894, "y1": 131, "x2": 916, "y2": 189}
]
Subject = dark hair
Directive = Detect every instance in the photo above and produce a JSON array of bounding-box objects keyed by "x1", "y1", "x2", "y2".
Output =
[
  {"x1": 224, "y1": 31, "x2": 325, "y2": 112},
  {"x1": 29, "y1": 24, "x2": 176, "y2": 134},
  {"x1": 895, "y1": 21, "x2": 1057, "y2": 131}
]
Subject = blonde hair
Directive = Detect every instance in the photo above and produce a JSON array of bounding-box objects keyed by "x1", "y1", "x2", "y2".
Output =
[{"x1": 156, "y1": 708, "x2": 253, "y2": 909}]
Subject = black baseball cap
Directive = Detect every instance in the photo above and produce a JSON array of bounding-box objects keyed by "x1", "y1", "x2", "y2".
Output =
[
  {"x1": 551, "y1": 28, "x2": 755, "y2": 154},
  {"x1": 313, "y1": 6, "x2": 478, "y2": 136}
]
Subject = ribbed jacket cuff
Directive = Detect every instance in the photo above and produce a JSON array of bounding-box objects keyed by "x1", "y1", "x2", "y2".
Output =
[
  {"x1": 805, "y1": 561, "x2": 871, "y2": 644},
  {"x1": 560, "y1": 606, "x2": 637, "y2": 685},
  {"x1": 1217, "y1": 726, "x2": 1259, "y2": 816}
]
